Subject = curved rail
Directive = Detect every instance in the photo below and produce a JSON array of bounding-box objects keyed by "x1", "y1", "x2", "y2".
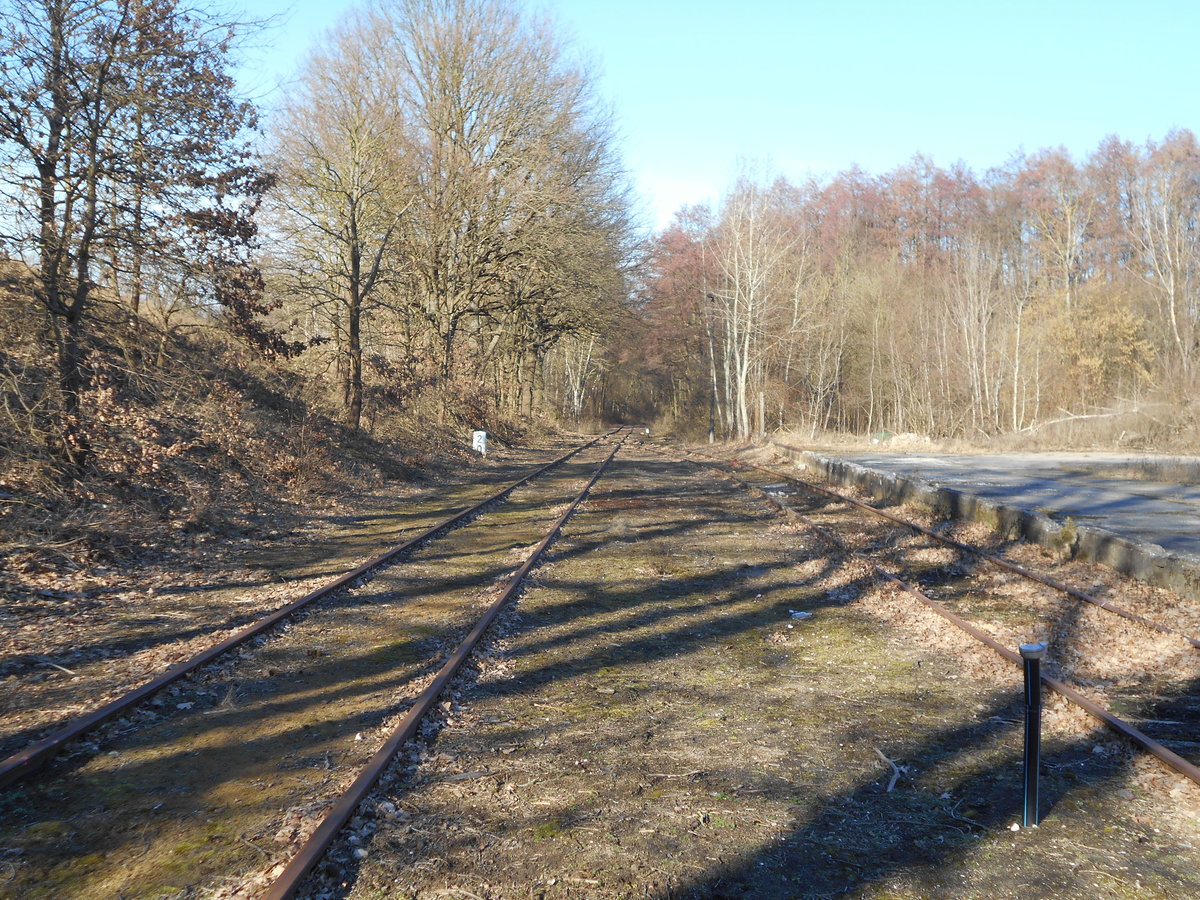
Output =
[
  {"x1": 0, "y1": 430, "x2": 622, "y2": 789},
  {"x1": 692, "y1": 443, "x2": 1200, "y2": 649},
  {"x1": 655, "y1": 442, "x2": 1200, "y2": 789},
  {"x1": 262, "y1": 435, "x2": 626, "y2": 899}
]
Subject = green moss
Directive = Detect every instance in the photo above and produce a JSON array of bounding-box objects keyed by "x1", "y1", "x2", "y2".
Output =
[
  {"x1": 532, "y1": 819, "x2": 564, "y2": 840},
  {"x1": 164, "y1": 834, "x2": 222, "y2": 856},
  {"x1": 25, "y1": 820, "x2": 73, "y2": 836}
]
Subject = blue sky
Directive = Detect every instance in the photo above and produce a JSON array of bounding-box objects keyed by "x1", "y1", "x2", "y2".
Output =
[{"x1": 236, "y1": 0, "x2": 1200, "y2": 228}]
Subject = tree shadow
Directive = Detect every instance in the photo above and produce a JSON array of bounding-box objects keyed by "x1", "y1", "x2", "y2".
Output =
[
  {"x1": 7, "y1": 447, "x2": 1194, "y2": 899},
  {"x1": 315, "y1": 453, "x2": 1200, "y2": 899},
  {"x1": 0, "y1": 451, "x2": 693, "y2": 888},
  {"x1": 662, "y1": 669, "x2": 1200, "y2": 900}
]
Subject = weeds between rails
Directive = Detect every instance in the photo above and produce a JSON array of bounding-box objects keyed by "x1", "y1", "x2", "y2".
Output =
[
  {"x1": 0, "y1": 428, "x2": 628, "y2": 789},
  {"x1": 262, "y1": 435, "x2": 627, "y2": 900},
  {"x1": 649, "y1": 441, "x2": 1200, "y2": 790}
]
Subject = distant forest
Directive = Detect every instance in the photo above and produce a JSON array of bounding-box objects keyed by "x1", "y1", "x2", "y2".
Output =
[{"x1": 615, "y1": 134, "x2": 1200, "y2": 446}]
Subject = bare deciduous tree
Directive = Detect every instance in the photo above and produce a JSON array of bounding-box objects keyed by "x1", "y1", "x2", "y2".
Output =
[
  {"x1": 380, "y1": 0, "x2": 629, "y2": 396},
  {"x1": 271, "y1": 13, "x2": 408, "y2": 429}
]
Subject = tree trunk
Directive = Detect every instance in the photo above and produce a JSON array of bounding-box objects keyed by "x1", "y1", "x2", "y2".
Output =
[
  {"x1": 52, "y1": 312, "x2": 91, "y2": 466},
  {"x1": 344, "y1": 238, "x2": 364, "y2": 430}
]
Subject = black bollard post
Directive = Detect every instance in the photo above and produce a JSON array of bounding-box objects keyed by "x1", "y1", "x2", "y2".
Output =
[{"x1": 1020, "y1": 642, "x2": 1047, "y2": 827}]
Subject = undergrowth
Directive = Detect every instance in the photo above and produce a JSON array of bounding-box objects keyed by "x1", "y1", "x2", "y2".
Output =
[{"x1": 0, "y1": 264, "x2": 538, "y2": 581}]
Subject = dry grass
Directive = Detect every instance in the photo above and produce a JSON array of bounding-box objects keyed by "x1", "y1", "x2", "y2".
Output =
[
  {"x1": 0, "y1": 265, "x2": 527, "y2": 594},
  {"x1": 769, "y1": 400, "x2": 1200, "y2": 456}
]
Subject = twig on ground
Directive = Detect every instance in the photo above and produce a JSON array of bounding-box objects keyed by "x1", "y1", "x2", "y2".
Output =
[
  {"x1": 239, "y1": 837, "x2": 271, "y2": 857},
  {"x1": 39, "y1": 657, "x2": 77, "y2": 676},
  {"x1": 873, "y1": 747, "x2": 902, "y2": 792}
]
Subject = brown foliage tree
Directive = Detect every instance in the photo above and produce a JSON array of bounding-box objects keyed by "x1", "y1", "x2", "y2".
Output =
[{"x1": 0, "y1": 0, "x2": 278, "y2": 463}]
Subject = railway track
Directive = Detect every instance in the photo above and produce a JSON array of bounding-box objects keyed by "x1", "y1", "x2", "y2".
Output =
[
  {"x1": 4, "y1": 435, "x2": 1198, "y2": 897},
  {"x1": 657, "y1": 441, "x2": 1200, "y2": 789},
  {"x1": 0, "y1": 430, "x2": 628, "y2": 898},
  {"x1": 0, "y1": 430, "x2": 621, "y2": 788}
]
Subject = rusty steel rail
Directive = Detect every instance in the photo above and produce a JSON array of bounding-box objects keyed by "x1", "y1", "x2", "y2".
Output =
[
  {"x1": 262, "y1": 435, "x2": 626, "y2": 900},
  {"x1": 0, "y1": 430, "x2": 622, "y2": 789},
  {"x1": 689, "y1": 443, "x2": 1200, "y2": 650},
  {"x1": 660, "y1": 443, "x2": 1200, "y2": 789}
]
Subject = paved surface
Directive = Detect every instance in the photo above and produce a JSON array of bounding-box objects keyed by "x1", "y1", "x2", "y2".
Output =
[{"x1": 832, "y1": 451, "x2": 1200, "y2": 558}]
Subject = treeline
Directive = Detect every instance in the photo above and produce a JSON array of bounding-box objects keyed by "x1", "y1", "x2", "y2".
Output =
[
  {"x1": 611, "y1": 134, "x2": 1200, "y2": 444},
  {"x1": 0, "y1": 0, "x2": 632, "y2": 469},
  {"x1": 266, "y1": 0, "x2": 632, "y2": 430},
  {"x1": 7, "y1": 0, "x2": 1199, "y2": 464}
]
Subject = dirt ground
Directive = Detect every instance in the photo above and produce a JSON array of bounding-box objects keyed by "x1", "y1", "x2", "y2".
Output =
[
  {"x1": 296, "y1": 440, "x2": 1200, "y2": 900},
  {"x1": 3, "y1": 436, "x2": 1199, "y2": 899}
]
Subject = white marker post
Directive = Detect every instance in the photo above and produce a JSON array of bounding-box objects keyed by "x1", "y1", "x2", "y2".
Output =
[{"x1": 472, "y1": 430, "x2": 487, "y2": 457}]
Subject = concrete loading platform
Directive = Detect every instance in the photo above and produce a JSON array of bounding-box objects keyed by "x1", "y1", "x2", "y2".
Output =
[{"x1": 772, "y1": 444, "x2": 1200, "y2": 602}]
